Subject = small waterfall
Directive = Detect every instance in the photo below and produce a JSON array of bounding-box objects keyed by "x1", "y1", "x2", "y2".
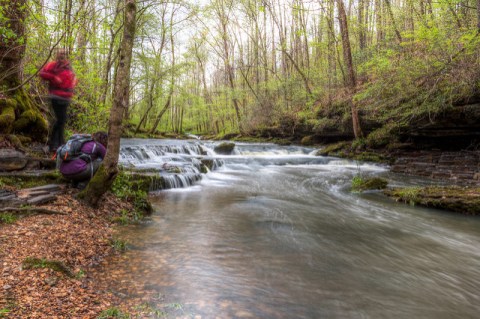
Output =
[
  {"x1": 119, "y1": 139, "x2": 333, "y2": 191},
  {"x1": 119, "y1": 140, "x2": 224, "y2": 190}
]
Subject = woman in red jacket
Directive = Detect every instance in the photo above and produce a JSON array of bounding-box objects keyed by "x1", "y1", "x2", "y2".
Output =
[{"x1": 39, "y1": 49, "x2": 77, "y2": 152}]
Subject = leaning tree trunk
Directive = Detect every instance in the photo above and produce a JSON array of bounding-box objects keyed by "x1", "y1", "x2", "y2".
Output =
[
  {"x1": 78, "y1": 0, "x2": 136, "y2": 207},
  {"x1": 0, "y1": 0, "x2": 48, "y2": 141}
]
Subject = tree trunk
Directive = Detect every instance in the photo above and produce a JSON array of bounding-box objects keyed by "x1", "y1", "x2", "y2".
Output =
[
  {"x1": 336, "y1": 0, "x2": 363, "y2": 138},
  {"x1": 149, "y1": 88, "x2": 173, "y2": 134},
  {"x1": 358, "y1": 0, "x2": 366, "y2": 50},
  {"x1": 75, "y1": 0, "x2": 88, "y2": 64},
  {"x1": 78, "y1": 0, "x2": 136, "y2": 207},
  {"x1": 0, "y1": 0, "x2": 48, "y2": 140},
  {"x1": 384, "y1": 0, "x2": 402, "y2": 43},
  {"x1": 149, "y1": 14, "x2": 175, "y2": 135},
  {"x1": 376, "y1": 0, "x2": 384, "y2": 44}
]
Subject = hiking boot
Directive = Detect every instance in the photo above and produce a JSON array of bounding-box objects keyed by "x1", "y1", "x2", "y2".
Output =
[{"x1": 77, "y1": 182, "x2": 87, "y2": 190}]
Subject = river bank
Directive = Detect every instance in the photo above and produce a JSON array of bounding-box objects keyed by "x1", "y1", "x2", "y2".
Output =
[{"x1": 0, "y1": 186, "x2": 133, "y2": 318}]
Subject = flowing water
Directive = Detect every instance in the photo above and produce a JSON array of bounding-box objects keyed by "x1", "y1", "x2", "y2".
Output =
[{"x1": 99, "y1": 138, "x2": 480, "y2": 318}]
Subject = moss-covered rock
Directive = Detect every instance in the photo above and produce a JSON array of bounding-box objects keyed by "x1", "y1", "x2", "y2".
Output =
[
  {"x1": 351, "y1": 176, "x2": 388, "y2": 192},
  {"x1": 110, "y1": 171, "x2": 153, "y2": 213},
  {"x1": 214, "y1": 142, "x2": 236, "y2": 155},
  {"x1": 384, "y1": 186, "x2": 480, "y2": 215},
  {"x1": 10, "y1": 90, "x2": 48, "y2": 141},
  {"x1": 0, "y1": 100, "x2": 15, "y2": 133},
  {"x1": 300, "y1": 135, "x2": 315, "y2": 146},
  {"x1": 315, "y1": 141, "x2": 351, "y2": 156},
  {"x1": 201, "y1": 159, "x2": 214, "y2": 172}
]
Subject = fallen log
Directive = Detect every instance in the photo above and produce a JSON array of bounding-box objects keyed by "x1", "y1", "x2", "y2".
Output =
[{"x1": 0, "y1": 207, "x2": 66, "y2": 215}]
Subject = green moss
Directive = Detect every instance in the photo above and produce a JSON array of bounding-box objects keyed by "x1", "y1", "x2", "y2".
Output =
[
  {"x1": 0, "y1": 104, "x2": 15, "y2": 133},
  {"x1": 8, "y1": 89, "x2": 48, "y2": 141},
  {"x1": 0, "y1": 173, "x2": 64, "y2": 189},
  {"x1": 0, "y1": 308, "x2": 10, "y2": 318},
  {"x1": 300, "y1": 135, "x2": 315, "y2": 146},
  {"x1": 353, "y1": 152, "x2": 388, "y2": 163},
  {"x1": 351, "y1": 176, "x2": 388, "y2": 192},
  {"x1": 111, "y1": 170, "x2": 152, "y2": 213},
  {"x1": 366, "y1": 123, "x2": 400, "y2": 149},
  {"x1": 20, "y1": 109, "x2": 37, "y2": 121},
  {"x1": 110, "y1": 238, "x2": 128, "y2": 252},
  {"x1": 0, "y1": 213, "x2": 17, "y2": 224},
  {"x1": 200, "y1": 159, "x2": 214, "y2": 172},
  {"x1": 315, "y1": 141, "x2": 351, "y2": 156},
  {"x1": 385, "y1": 187, "x2": 422, "y2": 206},
  {"x1": 22, "y1": 257, "x2": 76, "y2": 278},
  {"x1": 3, "y1": 98, "x2": 18, "y2": 109},
  {"x1": 97, "y1": 307, "x2": 131, "y2": 319}
]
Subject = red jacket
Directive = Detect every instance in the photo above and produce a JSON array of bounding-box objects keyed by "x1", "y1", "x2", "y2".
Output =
[{"x1": 39, "y1": 61, "x2": 77, "y2": 99}]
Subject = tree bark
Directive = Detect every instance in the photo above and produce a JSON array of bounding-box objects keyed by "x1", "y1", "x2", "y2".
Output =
[
  {"x1": 78, "y1": 0, "x2": 137, "y2": 207},
  {"x1": 0, "y1": 0, "x2": 26, "y2": 88},
  {"x1": 0, "y1": 0, "x2": 48, "y2": 140},
  {"x1": 336, "y1": 0, "x2": 363, "y2": 139}
]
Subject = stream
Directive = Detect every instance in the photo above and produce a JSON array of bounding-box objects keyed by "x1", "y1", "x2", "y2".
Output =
[{"x1": 96, "y1": 138, "x2": 480, "y2": 318}]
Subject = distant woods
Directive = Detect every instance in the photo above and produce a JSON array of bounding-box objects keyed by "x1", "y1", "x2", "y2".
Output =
[{"x1": 1, "y1": 0, "x2": 479, "y2": 139}]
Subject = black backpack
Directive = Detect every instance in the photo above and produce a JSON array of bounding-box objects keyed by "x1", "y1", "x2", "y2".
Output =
[{"x1": 56, "y1": 134, "x2": 94, "y2": 162}]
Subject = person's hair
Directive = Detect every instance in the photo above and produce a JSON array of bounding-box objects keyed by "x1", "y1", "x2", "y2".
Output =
[
  {"x1": 93, "y1": 131, "x2": 108, "y2": 147},
  {"x1": 55, "y1": 48, "x2": 67, "y2": 61}
]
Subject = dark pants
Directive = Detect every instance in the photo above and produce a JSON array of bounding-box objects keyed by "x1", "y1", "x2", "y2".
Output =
[
  {"x1": 63, "y1": 159, "x2": 102, "y2": 183},
  {"x1": 49, "y1": 97, "x2": 69, "y2": 151}
]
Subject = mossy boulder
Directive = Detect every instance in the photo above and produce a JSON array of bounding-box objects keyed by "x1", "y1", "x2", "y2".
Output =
[
  {"x1": 214, "y1": 142, "x2": 236, "y2": 155},
  {"x1": 0, "y1": 99, "x2": 16, "y2": 133},
  {"x1": 201, "y1": 159, "x2": 215, "y2": 172},
  {"x1": 315, "y1": 141, "x2": 351, "y2": 156},
  {"x1": 351, "y1": 176, "x2": 388, "y2": 192},
  {"x1": 0, "y1": 90, "x2": 48, "y2": 141},
  {"x1": 300, "y1": 135, "x2": 315, "y2": 146},
  {"x1": 384, "y1": 186, "x2": 480, "y2": 215}
]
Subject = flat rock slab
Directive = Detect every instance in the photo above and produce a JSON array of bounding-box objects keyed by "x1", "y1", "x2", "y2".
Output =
[
  {"x1": 385, "y1": 186, "x2": 480, "y2": 215},
  {"x1": 0, "y1": 149, "x2": 27, "y2": 171}
]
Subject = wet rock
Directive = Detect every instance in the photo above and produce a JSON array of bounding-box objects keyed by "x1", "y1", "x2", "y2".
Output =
[
  {"x1": 214, "y1": 142, "x2": 235, "y2": 155},
  {"x1": 200, "y1": 159, "x2": 214, "y2": 172},
  {"x1": 0, "y1": 149, "x2": 27, "y2": 171}
]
